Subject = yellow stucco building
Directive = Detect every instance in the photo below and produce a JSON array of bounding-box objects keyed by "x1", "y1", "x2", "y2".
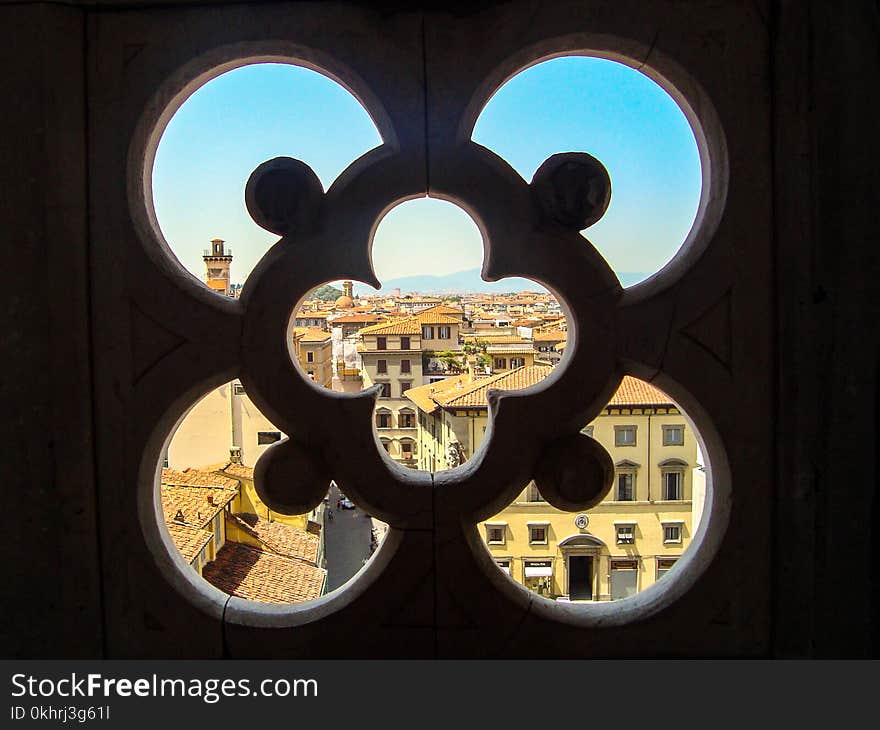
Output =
[
  {"x1": 294, "y1": 327, "x2": 334, "y2": 389},
  {"x1": 405, "y1": 369, "x2": 705, "y2": 601}
]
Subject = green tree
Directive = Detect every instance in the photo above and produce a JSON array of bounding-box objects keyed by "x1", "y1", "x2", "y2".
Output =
[{"x1": 310, "y1": 283, "x2": 344, "y2": 302}]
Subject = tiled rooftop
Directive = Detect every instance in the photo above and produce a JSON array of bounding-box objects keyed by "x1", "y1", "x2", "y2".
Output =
[
  {"x1": 360, "y1": 311, "x2": 459, "y2": 335},
  {"x1": 414, "y1": 311, "x2": 462, "y2": 325},
  {"x1": 417, "y1": 304, "x2": 464, "y2": 316},
  {"x1": 294, "y1": 327, "x2": 332, "y2": 342},
  {"x1": 403, "y1": 366, "x2": 552, "y2": 410},
  {"x1": 608, "y1": 376, "x2": 674, "y2": 407},
  {"x1": 404, "y1": 370, "x2": 676, "y2": 412},
  {"x1": 218, "y1": 463, "x2": 255, "y2": 481},
  {"x1": 403, "y1": 375, "x2": 468, "y2": 413},
  {"x1": 228, "y1": 513, "x2": 321, "y2": 565},
  {"x1": 161, "y1": 467, "x2": 239, "y2": 490},
  {"x1": 440, "y1": 365, "x2": 553, "y2": 407},
  {"x1": 160, "y1": 472, "x2": 238, "y2": 531},
  {"x1": 533, "y1": 330, "x2": 567, "y2": 342},
  {"x1": 165, "y1": 522, "x2": 212, "y2": 563},
  {"x1": 360, "y1": 319, "x2": 422, "y2": 335},
  {"x1": 202, "y1": 543, "x2": 326, "y2": 604}
]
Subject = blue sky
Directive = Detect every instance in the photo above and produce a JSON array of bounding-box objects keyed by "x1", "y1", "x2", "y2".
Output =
[{"x1": 152, "y1": 58, "x2": 701, "y2": 291}]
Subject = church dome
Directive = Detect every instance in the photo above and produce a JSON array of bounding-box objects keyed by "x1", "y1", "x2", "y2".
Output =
[{"x1": 335, "y1": 280, "x2": 355, "y2": 308}]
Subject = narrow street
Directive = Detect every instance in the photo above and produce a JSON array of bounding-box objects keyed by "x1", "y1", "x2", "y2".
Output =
[{"x1": 323, "y1": 482, "x2": 374, "y2": 592}]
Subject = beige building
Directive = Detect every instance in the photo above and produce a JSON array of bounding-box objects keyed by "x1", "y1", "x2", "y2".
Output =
[
  {"x1": 295, "y1": 327, "x2": 333, "y2": 388},
  {"x1": 405, "y1": 366, "x2": 549, "y2": 471},
  {"x1": 294, "y1": 310, "x2": 332, "y2": 330},
  {"x1": 485, "y1": 344, "x2": 537, "y2": 372},
  {"x1": 358, "y1": 310, "x2": 462, "y2": 467},
  {"x1": 168, "y1": 381, "x2": 287, "y2": 470},
  {"x1": 405, "y1": 370, "x2": 703, "y2": 600}
]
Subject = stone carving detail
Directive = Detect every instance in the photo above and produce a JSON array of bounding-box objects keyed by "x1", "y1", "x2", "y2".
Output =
[
  {"x1": 132, "y1": 21, "x2": 731, "y2": 642},
  {"x1": 237, "y1": 146, "x2": 619, "y2": 535}
]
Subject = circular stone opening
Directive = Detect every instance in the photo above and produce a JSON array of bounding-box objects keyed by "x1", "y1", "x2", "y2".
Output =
[
  {"x1": 479, "y1": 375, "x2": 726, "y2": 616},
  {"x1": 285, "y1": 197, "x2": 572, "y2": 474},
  {"x1": 153, "y1": 380, "x2": 390, "y2": 607},
  {"x1": 472, "y1": 56, "x2": 704, "y2": 288},
  {"x1": 148, "y1": 62, "x2": 382, "y2": 297}
]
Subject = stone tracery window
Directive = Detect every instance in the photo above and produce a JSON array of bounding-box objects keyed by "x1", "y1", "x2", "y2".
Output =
[{"x1": 115, "y1": 2, "x2": 751, "y2": 657}]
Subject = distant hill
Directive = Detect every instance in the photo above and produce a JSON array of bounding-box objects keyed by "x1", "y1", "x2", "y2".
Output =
[
  {"x1": 372, "y1": 268, "x2": 647, "y2": 295},
  {"x1": 311, "y1": 283, "x2": 344, "y2": 301}
]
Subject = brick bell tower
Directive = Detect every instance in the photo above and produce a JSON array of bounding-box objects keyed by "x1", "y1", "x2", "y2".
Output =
[{"x1": 203, "y1": 238, "x2": 233, "y2": 296}]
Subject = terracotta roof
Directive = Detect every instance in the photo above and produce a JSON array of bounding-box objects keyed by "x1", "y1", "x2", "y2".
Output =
[
  {"x1": 414, "y1": 312, "x2": 461, "y2": 325},
  {"x1": 537, "y1": 317, "x2": 567, "y2": 329},
  {"x1": 165, "y1": 522, "x2": 213, "y2": 563},
  {"x1": 608, "y1": 376, "x2": 674, "y2": 407},
  {"x1": 294, "y1": 327, "x2": 332, "y2": 343},
  {"x1": 441, "y1": 365, "x2": 553, "y2": 407},
  {"x1": 228, "y1": 513, "x2": 321, "y2": 565},
  {"x1": 403, "y1": 375, "x2": 469, "y2": 413},
  {"x1": 417, "y1": 304, "x2": 464, "y2": 316},
  {"x1": 202, "y1": 543, "x2": 326, "y2": 604},
  {"x1": 404, "y1": 370, "x2": 675, "y2": 417},
  {"x1": 161, "y1": 467, "x2": 239, "y2": 490},
  {"x1": 218, "y1": 463, "x2": 255, "y2": 481},
  {"x1": 160, "y1": 469, "x2": 238, "y2": 530},
  {"x1": 404, "y1": 366, "x2": 553, "y2": 411},
  {"x1": 533, "y1": 330, "x2": 567, "y2": 342},
  {"x1": 359, "y1": 318, "x2": 422, "y2": 335}
]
